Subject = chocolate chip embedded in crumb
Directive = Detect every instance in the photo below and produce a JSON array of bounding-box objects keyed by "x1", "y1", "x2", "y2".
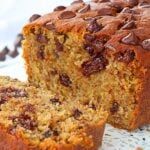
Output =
[
  {"x1": 115, "y1": 50, "x2": 135, "y2": 63},
  {"x1": 54, "y1": 6, "x2": 66, "y2": 11},
  {"x1": 29, "y1": 14, "x2": 41, "y2": 22},
  {"x1": 14, "y1": 34, "x2": 24, "y2": 48},
  {"x1": 121, "y1": 7, "x2": 136, "y2": 14},
  {"x1": 121, "y1": 20, "x2": 136, "y2": 30},
  {"x1": 141, "y1": 39, "x2": 150, "y2": 51},
  {"x1": 81, "y1": 53, "x2": 108, "y2": 76},
  {"x1": 59, "y1": 11, "x2": 76, "y2": 19},
  {"x1": 50, "y1": 98, "x2": 61, "y2": 105},
  {"x1": 93, "y1": 39, "x2": 104, "y2": 52},
  {"x1": 84, "y1": 34, "x2": 96, "y2": 43},
  {"x1": 87, "y1": 19, "x2": 103, "y2": 33},
  {"x1": 55, "y1": 38, "x2": 63, "y2": 52},
  {"x1": 110, "y1": 102, "x2": 119, "y2": 114},
  {"x1": 84, "y1": 44, "x2": 94, "y2": 56},
  {"x1": 22, "y1": 104, "x2": 35, "y2": 113},
  {"x1": 59, "y1": 74, "x2": 72, "y2": 87},
  {"x1": 8, "y1": 48, "x2": 19, "y2": 58},
  {"x1": 121, "y1": 32, "x2": 139, "y2": 45},
  {"x1": 78, "y1": 4, "x2": 91, "y2": 13},
  {"x1": 37, "y1": 46, "x2": 45, "y2": 60},
  {"x1": 89, "y1": 103, "x2": 96, "y2": 110},
  {"x1": 36, "y1": 34, "x2": 48, "y2": 44},
  {"x1": 43, "y1": 130, "x2": 52, "y2": 138},
  {"x1": 72, "y1": 109, "x2": 82, "y2": 119},
  {"x1": 0, "y1": 96, "x2": 8, "y2": 105}
]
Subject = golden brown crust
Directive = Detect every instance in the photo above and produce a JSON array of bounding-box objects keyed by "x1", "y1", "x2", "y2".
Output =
[{"x1": 0, "y1": 120, "x2": 105, "y2": 150}]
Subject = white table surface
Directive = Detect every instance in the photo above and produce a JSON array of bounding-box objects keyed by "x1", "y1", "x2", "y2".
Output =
[{"x1": 0, "y1": 0, "x2": 150, "y2": 150}]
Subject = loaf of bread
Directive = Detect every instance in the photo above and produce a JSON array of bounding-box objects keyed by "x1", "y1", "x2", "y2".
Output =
[
  {"x1": 23, "y1": 0, "x2": 150, "y2": 130},
  {"x1": 0, "y1": 76, "x2": 107, "y2": 150}
]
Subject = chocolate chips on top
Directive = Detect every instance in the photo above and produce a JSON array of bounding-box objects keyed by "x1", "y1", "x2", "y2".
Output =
[
  {"x1": 78, "y1": 4, "x2": 91, "y2": 13},
  {"x1": 45, "y1": 22, "x2": 55, "y2": 31},
  {"x1": 121, "y1": 20, "x2": 136, "y2": 30},
  {"x1": 84, "y1": 34, "x2": 96, "y2": 43},
  {"x1": 29, "y1": 14, "x2": 41, "y2": 22},
  {"x1": 59, "y1": 74, "x2": 72, "y2": 87},
  {"x1": 121, "y1": 32, "x2": 139, "y2": 45},
  {"x1": 72, "y1": 109, "x2": 82, "y2": 119},
  {"x1": 59, "y1": 11, "x2": 76, "y2": 19},
  {"x1": 14, "y1": 34, "x2": 24, "y2": 48},
  {"x1": 87, "y1": 19, "x2": 103, "y2": 33},
  {"x1": 81, "y1": 53, "x2": 108, "y2": 76},
  {"x1": 71, "y1": 0, "x2": 83, "y2": 5},
  {"x1": 115, "y1": 50, "x2": 135, "y2": 63},
  {"x1": 141, "y1": 39, "x2": 150, "y2": 51},
  {"x1": 54, "y1": 6, "x2": 66, "y2": 11}
]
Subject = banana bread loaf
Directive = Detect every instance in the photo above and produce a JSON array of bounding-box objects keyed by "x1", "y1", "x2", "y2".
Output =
[
  {"x1": 23, "y1": 0, "x2": 150, "y2": 130},
  {"x1": 0, "y1": 76, "x2": 107, "y2": 150}
]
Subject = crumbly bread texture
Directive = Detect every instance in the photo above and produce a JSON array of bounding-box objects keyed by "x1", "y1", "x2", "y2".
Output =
[
  {"x1": 23, "y1": 0, "x2": 150, "y2": 130},
  {"x1": 0, "y1": 76, "x2": 107, "y2": 150}
]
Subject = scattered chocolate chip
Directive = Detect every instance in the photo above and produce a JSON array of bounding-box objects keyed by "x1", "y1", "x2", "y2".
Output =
[
  {"x1": 78, "y1": 4, "x2": 90, "y2": 13},
  {"x1": 45, "y1": 22, "x2": 55, "y2": 30},
  {"x1": 72, "y1": 109, "x2": 82, "y2": 119},
  {"x1": 71, "y1": 0, "x2": 83, "y2": 5},
  {"x1": 121, "y1": 20, "x2": 136, "y2": 30},
  {"x1": 87, "y1": 19, "x2": 103, "y2": 33},
  {"x1": 36, "y1": 34, "x2": 48, "y2": 44},
  {"x1": 43, "y1": 130, "x2": 52, "y2": 138},
  {"x1": 97, "y1": 7, "x2": 116, "y2": 16},
  {"x1": 84, "y1": 34, "x2": 96, "y2": 43},
  {"x1": 54, "y1": 6, "x2": 66, "y2": 11},
  {"x1": 121, "y1": 7, "x2": 136, "y2": 14},
  {"x1": 127, "y1": 0, "x2": 138, "y2": 7},
  {"x1": 55, "y1": 38, "x2": 63, "y2": 52},
  {"x1": 110, "y1": 102, "x2": 119, "y2": 114},
  {"x1": 50, "y1": 98, "x2": 61, "y2": 105},
  {"x1": 17, "y1": 113, "x2": 37, "y2": 130},
  {"x1": 0, "y1": 96, "x2": 8, "y2": 105},
  {"x1": 93, "y1": 39, "x2": 104, "y2": 52},
  {"x1": 84, "y1": 44, "x2": 94, "y2": 56},
  {"x1": 81, "y1": 53, "x2": 108, "y2": 76},
  {"x1": 8, "y1": 48, "x2": 19, "y2": 58},
  {"x1": 115, "y1": 50, "x2": 135, "y2": 63},
  {"x1": 14, "y1": 34, "x2": 24, "y2": 48},
  {"x1": 59, "y1": 74, "x2": 72, "y2": 87},
  {"x1": 29, "y1": 14, "x2": 41, "y2": 22},
  {"x1": 22, "y1": 104, "x2": 35, "y2": 113},
  {"x1": 59, "y1": 11, "x2": 76, "y2": 19},
  {"x1": 37, "y1": 49, "x2": 45, "y2": 60},
  {"x1": 109, "y1": 3, "x2": 123, "y2": 13},
  {"x1": 141, "y1": 39, "x2": 150, "y2": 50},
  {"x1": 0, "y1": 87, "x2": 28, "y2": 98},
  {"x1": 121, "y1": 32, "x2": 139, "y2": 45}
]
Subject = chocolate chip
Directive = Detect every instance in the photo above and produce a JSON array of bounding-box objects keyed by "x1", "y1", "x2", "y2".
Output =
[
  {"x1": 50, "y1": 98, "x2": 61, "y2": 105},
  {"x1": 87, "y1": 19, "x2": 103, "y2": 33},
  {"x1": 141, "y1": 39, "x2": 150, "y2": 50},
  {"x1": 45, "y1": 22, "x2": 55, "y2": 30},
  {"x1": 54, "y1": 6, "x2": 66, "y2": 11},
  {"x1": 115, "y1": 50, "x2": 135, "y2": 63},
  {"x1": 0, "y1": 96, "x2": 8, "y2": 105},
  {"x1": 89, "y1": 103, "x2": 96, "y2": 110},
  {"x1": 110, "y1": 102, "x2": 119, "y2": 114},
  {"x1": 59, "y1": 74, "x2": 72, "y2": 87},
  {"x1": 29, "y1": 14, "x2": 41, "y2": 22},
  {"x1": 121, "y1": 32, "x2": 139, "y2": 45},
  {"x1": 93, "y1": 39, "x2": 104, "y2": 52},
  {"x1": 0, "y1": 52, "x2": 6, "y2": 61},
  {"x1": 81, "y1": 53, "x2": 108, "y2": 76},
  {"x1": 97, "y1": 7, "x2": 116, "y2": 16},
  {"x1": 14, "y1": 34, "x2": 24, "y2": 48},
  {"x1": 22, "y1": 104, "x2": 35, "y2": 113},
  {"x1": 43, "y1": 130, "x2": 52, "y2": 138},
  {"x1": 8, "y1": 48, "x2": 19, "y2": 58},
  {"x1": 37, "y1": 49, "x2": 45, "y2": 60},
  {"x1": 17, "y1": 114, "x2": 37, "y2": 130},
  {"x1": 78, "y1": 4, "x2": 90, "y2": 13},
  {"x1": 121, "y1": 7, "x2": 136, "y2": 14},
  {"x1": 71, "y1": 0, "x2": 83, "y2": 5},
  {"x1": 59, "y1": 11, "x2": 76, "y2": 19},
  {"x1": 36, "y1": 34, "x2": 48, "y2": 43},
  {"x1": 84, "y1": 44, "x2": 94, "y2": 55},
  {"x1": 55, "y1": 38, "x2": 63, "y2": 52},
  {"x1": 84, "y1": 34, "x2": 96, "y2": 43},
  {"x1": 121, "y1": 20, "x2": 136, "y2": 30},
  {"x1": 72, "y1": 109, "x2": 82, "y2": 119},
  {"x1": 127, "y1": 0, "x2": 138, "y2": 7}
]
